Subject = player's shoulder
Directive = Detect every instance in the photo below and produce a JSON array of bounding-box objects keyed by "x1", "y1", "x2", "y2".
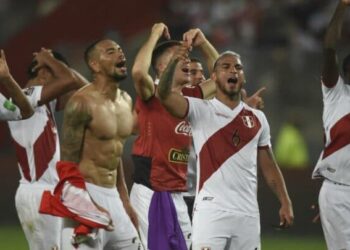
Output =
[
  {"x1": 120, "y1": 89, "x2": 132, "y2": 103},
  {"x1": 242, "y1": 103, "x2": 266, "y2": 119}
]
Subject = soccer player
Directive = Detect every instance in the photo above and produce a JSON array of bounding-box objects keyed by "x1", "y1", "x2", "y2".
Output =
[
  {"x1": 189, "y1": 58, "x2": 206, "y2": 86},
  {"x1": 7, "y1": 48, "x2": 86, "y2": 250},
  {"x1": 0, "y1": 49, "x2": 34, "y2": 120},
  {"x1": 130, "y1": 23, "x2": 218, "y2": 249},
  {"x1": 158, "y1": 48, "x2": 294, "y2": 249},
  {"x1": 312, "y1": 0, "x2": 350, "y2": 249},
  {"x1": 56, "y1": 39, "x2": 141, "y2": 249}
]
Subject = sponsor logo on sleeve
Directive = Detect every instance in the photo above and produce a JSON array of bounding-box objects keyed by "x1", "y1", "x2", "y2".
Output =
[
  {"x1": 175, "y1": 121, "x2": 192, "y2": 136},
  {"x1": 3, "y1": 100, "x2": 16, "y2": 112},
  {"x1": 169, "y1": 148, "x2": 189, "y2": 164}
]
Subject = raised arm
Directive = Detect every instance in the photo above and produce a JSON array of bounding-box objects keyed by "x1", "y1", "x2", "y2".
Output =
[
  {"x1": 132, "y1": 23, "x2": 170, "y2": 101},
  {"x1": 60, "y1": 94, "x2": 91, "y2": 163},
  {"x1": 183, "y1": 28, "x2": 218, "y2": 74},
  {"x1": 183, "y1": 29, "x2": 219, "y2": 98},
  {"x1": 0, "y1": 50, "x2": 34, "y2": 119},
  {"x1": 258, "y1": 147, "x2": 294, "y2": 228},
  {"x1": 33, "y1": 48, "x2": 84, "y2": 106},
  {"x1": 158, "y1": 46, "x2": 189, "y2": 119},
  {"x1": 322, "y1": 0, "x2": 350, "y2": 87}
]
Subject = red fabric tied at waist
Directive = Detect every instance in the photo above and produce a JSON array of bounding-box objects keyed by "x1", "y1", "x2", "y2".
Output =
[{"x1": 39, "y1": 161, "x2": 113, "y2": 241}]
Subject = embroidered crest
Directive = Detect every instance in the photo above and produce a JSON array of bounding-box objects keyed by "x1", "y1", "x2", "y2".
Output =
[{"x1": 241, "y1": 115, "x2": 255, "y2": 128}]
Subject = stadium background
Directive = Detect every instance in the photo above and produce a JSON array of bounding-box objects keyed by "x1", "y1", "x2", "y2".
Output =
[{"x1": 1, "y1": 0, "x2": 349, "y2": 249}]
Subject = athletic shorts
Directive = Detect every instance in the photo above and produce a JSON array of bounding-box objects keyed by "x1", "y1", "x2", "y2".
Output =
[
  {"x1": 192, "y1": 207, "x2": 260, "y2": 250},
  {"x1": 61, "y1": 183, "x2": 142, "y2": 250},
  {"x1": 129, "y1": 183, "x2": 192, "y2": 249},
  {"x1": 15, "y1": 182, "x2": 62, "y2": 250},
  {"x1": 319, "y1": 179, "x2": 350, "y2": 250}
]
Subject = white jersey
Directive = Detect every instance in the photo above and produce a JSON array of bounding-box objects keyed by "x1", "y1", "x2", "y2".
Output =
[
  {"x1": 312, "y1": 76, "x2": 350, "y2": 185},
  {"x1": 8, "y1": 86, "x2": 60, "y2": 185},
  {"x1": 0, "y1": 93, "x2": 22, "y2": 121},
  {"x1": 186, "y1": 98, "x2": 271, "y2": 217}
]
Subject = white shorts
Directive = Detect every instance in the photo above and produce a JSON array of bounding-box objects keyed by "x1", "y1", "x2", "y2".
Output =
[
  {"x1": 129, "y1": 183, "x2": 192, "y2": 249},
  {"x1": 319, "y1": 179, "x2": 350, "y2": 250},
  {"x1": 15, "y1": 182, "x2": 62, "y2": 250},
  {"x1": 192, "y1": 207, "x2": 260, "y2": 250},
  {"x1": 61, "y1": 183, "x2": 142, "y2": 250}
]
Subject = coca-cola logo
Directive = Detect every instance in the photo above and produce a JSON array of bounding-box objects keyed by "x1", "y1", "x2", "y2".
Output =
[{"x1": 175, "y1": 121, "x2": 192, "y2": 136}]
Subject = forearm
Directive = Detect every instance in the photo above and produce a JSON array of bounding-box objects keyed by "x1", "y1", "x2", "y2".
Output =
[
  {"x1": 198, "y1": 38, "x2": 218, "y2": 74},
  {"x1": 158, "y1": 58, "x2": 178, "y2": 100},
  {"x1": 324, "y1": 1, "x2": 347, "y2": 49},
  {"x1": 265, "y1": 166, "x2": 291, "y2": 205},
  {"x1": 1, "y1": 76, "x2": 33, "y2": 118},
  {"x1": 132, "y1": 33, "x2": 159, "y2": 78},
  {"x1": 43, "y1": 56, "x2": 75, "y2": 83}
]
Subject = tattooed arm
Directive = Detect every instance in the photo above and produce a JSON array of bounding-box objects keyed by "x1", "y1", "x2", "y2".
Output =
[
  {"x1": 258, "y1": 147, "x2": 294, "y2": 227},
  {"x1": 60, "y1": 93, "x2": 91, "y2": 163},
  {"x1": 158, "y1": 46, "x2": 190, "y2": 119}
]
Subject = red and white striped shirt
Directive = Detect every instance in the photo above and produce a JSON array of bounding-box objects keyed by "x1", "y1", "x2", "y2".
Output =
[
  {"x1": 8, "y1": 86, "x2": 59, "y2": 185},
  {"x1": 186, "y1": 98, "x2": 271, "y2": 216},
  {"x1": 313, "y1": 76, "x2": 350, "y2": 185}
]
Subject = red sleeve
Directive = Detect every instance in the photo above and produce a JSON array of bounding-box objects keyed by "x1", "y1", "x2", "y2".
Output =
[{"x1": 181, "y1": 85, "x2": 203, "y2": 99}]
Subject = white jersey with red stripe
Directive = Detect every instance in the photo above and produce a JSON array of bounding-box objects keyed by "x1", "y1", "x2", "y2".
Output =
[
  {"x1": 312, "y1": 76, "x2": 350, "y2": 185},
  {"x1": 8, "y1": 86, "x2": 59, "y2": 185},
  {"x1": 186, "y1": 97, "x2": 271, "y2": 217},
  {"x1": 0, "y1": 93, "x2": 22, "y2": 121}
]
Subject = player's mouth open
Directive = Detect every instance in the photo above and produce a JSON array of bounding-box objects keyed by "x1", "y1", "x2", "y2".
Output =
[
  {"x1": 115, "y1": 61, "x2": 126, "y2": 68},
  {"x1": 227, "y1": 77, "x2": 238, "y2": 84},
  {"x1": 182, "y1": 68, "x2": 190, "y2": 74}
]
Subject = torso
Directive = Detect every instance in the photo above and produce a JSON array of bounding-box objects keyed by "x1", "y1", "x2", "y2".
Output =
[{"x1": 79, "y1": 85, "x2": 133, "y2": 187}]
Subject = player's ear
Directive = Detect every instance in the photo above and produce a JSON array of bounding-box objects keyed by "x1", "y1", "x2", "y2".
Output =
[
  {"x1": 89, "y1": 59, "x2": 100, "y2": 73},
  {"x1": 211, "y1": 71, "x2": 217, "y2": 82}
]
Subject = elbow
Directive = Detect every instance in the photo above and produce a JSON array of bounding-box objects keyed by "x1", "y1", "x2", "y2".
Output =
[
  {"x1": 131, "y1": 67, "x2": 146, "y2": 83},
  {"x1": 21, "y1": 107, "x2": 34, "y2": 119}
]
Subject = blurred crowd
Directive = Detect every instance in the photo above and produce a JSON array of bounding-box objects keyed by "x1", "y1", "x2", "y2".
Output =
[{"x1": 164, "y1": 0, "x2": 350, "y2": 52}]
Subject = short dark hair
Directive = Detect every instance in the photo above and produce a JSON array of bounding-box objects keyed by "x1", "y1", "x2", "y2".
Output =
[
  {"x1": 213, "y1": 51, "x2": 241, "y2": 70},
  {"x1": 151, "y1": 40, "x2": 181, "y2": 74},
  {"x1": 27, "y1": 51, "x2": 69, "y2": 79},
  {"x1": 84, "y1": 39, "x2": 106, "y2": 66},
  {"x1": 190, "y1": 57, "x2": 202, "y2": 63},
  {"x1": 343, "y1": 54, "x2": 350, "y2": 75}
]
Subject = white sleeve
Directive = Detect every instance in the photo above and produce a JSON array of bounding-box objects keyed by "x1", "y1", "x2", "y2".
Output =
[
  {"x1": 258, "y1": 111, "x2": 272, "y2": 148},
  {"x1": 23, "y1": 86, "x2": 43, "y2": 109},
  {"x1": 322, "y1": 76, "x2": 350, "y2": 103},
  {"x1": 185, "y1": 96, "x2": 205, "y2": 129},
  {"x1": 0, "y1": 93, "x2": 22, "y2": 121}
]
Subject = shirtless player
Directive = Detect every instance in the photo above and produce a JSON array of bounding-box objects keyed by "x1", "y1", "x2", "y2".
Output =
[{"x1": 58, "y1": 39, "x2": 141, "y2": 249}]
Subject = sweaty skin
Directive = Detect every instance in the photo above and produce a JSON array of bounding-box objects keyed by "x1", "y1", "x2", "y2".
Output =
[{"x1": 61, "y1": 39, "x2": 133, "y2": 188}]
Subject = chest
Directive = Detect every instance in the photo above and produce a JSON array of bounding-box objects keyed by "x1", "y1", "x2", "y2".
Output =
[{"x1": 89, "y1": 99, "x2": 133, "y2": 140}]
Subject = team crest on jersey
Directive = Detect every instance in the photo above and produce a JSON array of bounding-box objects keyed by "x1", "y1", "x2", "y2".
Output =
[
  {"x1": 241, "y1": 115, "x2": 255, "y2": 128},
  {"x1": 175, "y1": 121, "x2": 192, "y2": 136}
]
